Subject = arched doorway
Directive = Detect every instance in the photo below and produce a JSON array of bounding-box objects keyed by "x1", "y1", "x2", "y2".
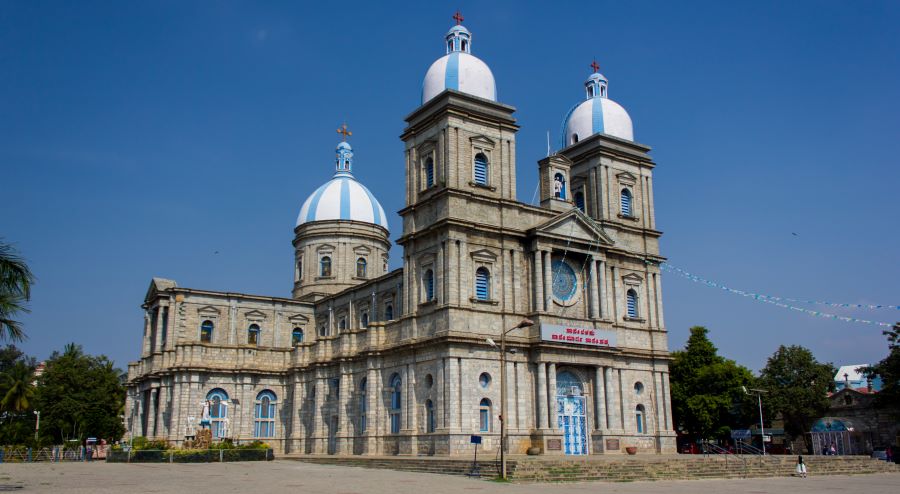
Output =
[{"x1": 556, "y1": 371, "x2": 587, "y2": 455}]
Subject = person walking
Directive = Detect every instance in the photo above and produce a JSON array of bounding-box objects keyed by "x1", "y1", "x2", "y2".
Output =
[{"x1": 796, "y1": 455, "x2": 808, "y2": 478}]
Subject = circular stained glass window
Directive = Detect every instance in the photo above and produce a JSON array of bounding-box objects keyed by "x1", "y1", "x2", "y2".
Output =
[{"x1": 551, "y1": 260, "x2": 577, "y2": 301}]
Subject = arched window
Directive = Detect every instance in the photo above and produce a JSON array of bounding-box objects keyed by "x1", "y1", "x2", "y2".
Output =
[
  {"x1": 620, "y1": 188, "x2": 632, "y2": 217},
  {"x1": 254, "y1": 390, "x2": 277, "y2": 438},
  {"x1": 479, "y1": 398, "x2": 492, "y2": 432},
  {"x1": 425, "y1": 399, "x2": 435, "y2": 433},
  {"x1": 635, "y1": 404, "x2": 645, "y2": 434},
  {"x1": 319, "y1": 324, "x2": 328, "y2": 337},
  {"x1": 338, "y1": 317, "x2": 347, "y2": 331},
  {"x1": 247, "y1": 324, "x2": 260, "y2": 346},
  {"x1": 461, "y1": 40, "x2": 468, "y2": 52},
  {"x1": 574, "y1": 191, "x2": 585, "y2": 212},
  {"x1": 357, "y1": 257, "x2": 367, "y2": 278},
  {"x1": 297, "y1": 257, "x2": 303, "y2": 280},
  {"x1": 425, "y1": 157, "x2": 435, "y2": 188},
  {"x1": 447, "y1": 40, "x2": 453, "y2": 52},
  {"x1": 291, "y1": 328, "x2": 304, "y2": 346},
  {"x1": 587, "y1": 86, "x2": 594, "y2": 98},
  {"x1": 200, "y1": 320, "x2": 214, "y2": 343},
  {"x1": 389, "y1": 374, "x2": 402, "y2": 434},
  {"x1": 206, "y1": 389, "x2": 229, "y2": 439},
  {"x1": 556, "y1": 371, "x2": 584, "y2": 396},
  {"x1": 320, "y1": 256, "x2": 332, "y2": 277},
  {"x1": 474, "y1": 267, "x2": 490, "y2": 301},
  {"x1": 572, "y1": 133, "x2": 579, "y2": 144},
  {"x1": 626, "y1": 289, "x2": 638, "y2": 318},
  {"x1": 474, "y1": 153, "x2": 489, "y2": 186},
  {"x1": 360, "y1": 311, "x2": 369, "y2": 328},
  {"x1": 424, "y1": 269, "x2": 435, "y2": 301},
  {"x1": 384, "y1": 303, "x2": 394, "y2": 321},
  {"x1": 554, "y1": 173, "x2": 567, "y2": 199},
  {"x1": 359, "y1": 378, "x2": 367, "y2": 433}
]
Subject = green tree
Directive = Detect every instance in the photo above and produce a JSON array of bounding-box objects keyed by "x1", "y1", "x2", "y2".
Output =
[
  {"x1": 758, "y1": 345, "x2": 835, "y2": 452},
  {"x1": 33, "y1": 343, "x2": 126, "y2": 442},
  {"x1": 0, "y1": 241, "x2": 35, "y2": 342},
  {"x1": 670, "y1": 326, "x2": 756, "y2": 440},
  {"x1": 863, "y1": 323, "x2": 900, "y2": 417},
  {"x1": 1, "y1": 361, "x2": 36, "y2": 412}
]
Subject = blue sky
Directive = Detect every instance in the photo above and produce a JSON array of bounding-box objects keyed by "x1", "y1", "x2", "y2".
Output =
[{"x1": 2, "y1": 1, "x2": 898, "y2": 373}]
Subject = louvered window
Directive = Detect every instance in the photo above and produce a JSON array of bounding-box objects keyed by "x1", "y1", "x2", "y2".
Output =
[
  {"x1": 475, "y1": 267, "x2": 490, "y2": 300},
  {"x1": 424, "y1": 269, "x2": 435, "y2": 301},
  {"x1": 621, "y1": 188, "x2": 632, "y2": 217},
  {"x1": 474, "y1": 153, "x2": 488, "y2": 185},
  {"x1": 626, "y1": 289, "x2": 638, "y2": 318},
  {"x1": 425, "y1": 158, "x2": 434, "y2": 188},
  {"x1": 574, "y1": 191, "x2": 585, "y2": 212}
]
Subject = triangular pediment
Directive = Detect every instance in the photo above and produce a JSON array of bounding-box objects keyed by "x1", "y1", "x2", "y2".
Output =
[
  {"x1": 197, "y1": 305, "x2": 221, "y2": 316},
  {"x1": 470, "y1": 248, "x2": 498, "y2": 262},
  {"x1": 470, "y1": 134, "x2": 496, "y2": 147},
  {"x1": 616, "y1": 171, "x2": 637, "y2": 184},
  {"x1": 243, "y1": 309, "x2": 267, "y2": 320},
  {"x1": 532, "y1": 209, "x2": 614, "y2": 247},
  {"x1": 288, "y1": 313, "x2": 310, "y2": 324},
  {"x1": 622, "y1": 273, "x2": 644, "y2": 285},
  {"x1": 144, "y1": 277, "x2": 177, "y2": 304}
]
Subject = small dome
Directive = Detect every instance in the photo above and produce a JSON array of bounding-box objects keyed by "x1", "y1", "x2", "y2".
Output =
[
  {"x1": 421, "y1": 19, "x2": 496, "y2": 104},
  {"x1": 561, "y1": 67, "x2": 633, "y2": 145},
  {"x1": 296, "y1": 141, "x2": 389, "y2": 231}
]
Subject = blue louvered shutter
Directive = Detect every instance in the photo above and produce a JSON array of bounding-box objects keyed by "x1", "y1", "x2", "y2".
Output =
[
  {"x1": 425, "y1": 270, "x2": 435, "y2": 301},
  {"x1": 621, "y1": 189, "x2": 632, "y2": 216},
  {"x1": 627, "y1": 290, "x2": 637, "y2": 318},
  {"x1": 574, "y1": 192, "x2": 585, "y2": 212},
  {"x1": 474, "y1": 154, "x2": 488, "y2": 185},
  {"x1": 475, "y1": 267, "x2": 489, "y2": 300},
  {"x1": 425, "y1": 158, "x2": 434, "y2": 188}
]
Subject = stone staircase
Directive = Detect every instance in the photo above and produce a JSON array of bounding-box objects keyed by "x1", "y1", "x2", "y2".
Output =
[{"x1": 284, "y1": 454, "x2": 899, "y2": 482}]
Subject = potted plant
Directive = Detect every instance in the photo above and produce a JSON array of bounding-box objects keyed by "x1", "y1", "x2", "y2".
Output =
[{"x1": 625, "y1": 446, "x2": 638, "y2": 455}]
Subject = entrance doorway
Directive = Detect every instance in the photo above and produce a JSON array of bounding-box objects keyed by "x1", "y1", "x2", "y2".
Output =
[{"x1": 556, "y1": 371, "x2": 587, "y2": 455}]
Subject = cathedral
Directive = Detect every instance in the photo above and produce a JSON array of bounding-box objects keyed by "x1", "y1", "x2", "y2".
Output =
[{"x1": 125, "y1": 16, "x2": 676, "y2": 456}]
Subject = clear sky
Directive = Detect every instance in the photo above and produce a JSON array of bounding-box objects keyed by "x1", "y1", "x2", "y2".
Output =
[{"x1": 2, "y1": 1, "x2": 898, "y2": 373}]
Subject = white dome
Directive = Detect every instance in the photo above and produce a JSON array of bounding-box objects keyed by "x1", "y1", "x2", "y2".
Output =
[
  {"x1": 422, "y1": 52, "x2": 496, "y2": 103},
  {"x1": 297, "y1": 175, "x2": 389, "y2": 230},
  {"x1": 296, "y1": 140, "x2": 389, "y2": 231},
  {"x1": 562, "y1": 97, "x2": 633, "y2": 145}
]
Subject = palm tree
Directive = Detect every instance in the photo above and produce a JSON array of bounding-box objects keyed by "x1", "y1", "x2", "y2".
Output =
[
  {"x1": 0, "y1": 241, "x2": 35, "y2": 342},
  {"x1": 1, "y1": 361, "x2": 35, "y2": 412}
]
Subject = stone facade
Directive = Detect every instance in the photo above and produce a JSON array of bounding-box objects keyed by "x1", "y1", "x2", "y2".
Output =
[{"x1": 126, "y1": 46, "x2": 676, "y2": 457}]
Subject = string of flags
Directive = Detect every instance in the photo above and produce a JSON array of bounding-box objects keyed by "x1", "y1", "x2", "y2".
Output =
[{"x1": 653, "y1": 261, "x2": 895, "y2": 327}]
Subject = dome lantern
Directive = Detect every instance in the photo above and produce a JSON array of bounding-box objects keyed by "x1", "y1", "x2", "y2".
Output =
[
  {"x1": 446, "y1": 11, "x2": 472, "y2": 54},
  {"x1": 335, "y1": 123, "x2": 353, "y2": 175},
  {"x1": 585, "y1": 60, "x2": 609, "y2": 99}
]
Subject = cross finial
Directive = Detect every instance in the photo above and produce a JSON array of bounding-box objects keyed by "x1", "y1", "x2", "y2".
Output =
[
  {"x1": 590, "y1": 60, "x2": 600, "y2": 73},
  {"x1": 453, "y1": 10, "x2": 464, "y2": 25},
  {"x1": 337, "y1": 123, "x2": 352, "y2": 141}
]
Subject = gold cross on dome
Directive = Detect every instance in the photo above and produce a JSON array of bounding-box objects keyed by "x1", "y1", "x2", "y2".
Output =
[
  {"x1": 453, "y1": 10, "x2": 464, "y2": 25},
  {"x1": 337, "y1": 123, "x2": 352, "y2": 141}
]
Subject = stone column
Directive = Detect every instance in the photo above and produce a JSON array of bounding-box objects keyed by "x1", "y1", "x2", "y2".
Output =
[
  {"x1": 148, "y1": 387, "x2": 159, "y2": 438},
  {"x1": 594, "y1": 367, "x2": 606, "y2": 430},
  {"x1": 446, "y1": 358, "x2": 459, "y2": 431},
  {"x1": 588, "y1": 257, "x2": 599, "y2": 319},
  {"x1": 437, "y1": 359, "x2": 445, "y2": 430},
  {"x1": 365, "y1": 367, "x2": 378, "y2": 454},
  {"x1": 617, "y1": 369, "x2": 626, "y2": 430},
  {"x1": 535, "y1": 363, "x2": 548, "y2": 429},
  {"x1": 604, "y1": 367, "x2": 619, "y2": 431},
  {"x1": 662, "y1": 372, "x2": 673, "y2": 431},
  {"x1": 337, "y1": 368, "x2": 352, "y2": 453},
  {"x1": 533, "y1": 251, "x2": 544, "y2": 312},
  {"x1": 405, "y1": 363, "x2": 417, "y2": 432},
  {"x1": 436, "y1": 242, "x2": 444, "y2": 304},
  {"x1": 599, "y1": 260, "x2": 608, "y2": 319},
  {"x1": 547, "y1": 363, "x2": 558, "y2": 431},
  {"x1": 542, "y1": 251, "x2": 552, "y2": 311},
  {"x1": 313, "y1": 376, "x2": 327, "y2": 453}
]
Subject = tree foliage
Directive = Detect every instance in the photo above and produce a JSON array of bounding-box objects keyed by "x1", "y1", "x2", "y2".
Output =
[
  {"x1": 758, "y1": 345, "x2": 835, "y2": 448},
  {"x1": 0, "y1": 241, "x2": 35, "y2": 342},
  {"x1": 33, "y1": 343, "x2": 126, "y2": 442},
  {"x1": 670, "y1": 326, "x2": 756, "y2": 439},
  {"x1": 863, "y1": 323, "x2": 900, "y2": 416}
]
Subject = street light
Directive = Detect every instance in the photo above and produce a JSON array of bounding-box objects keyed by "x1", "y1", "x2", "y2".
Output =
[
  {"x1": 487, "y1": 318, "x2": 534, "y2": 480},
  {"x1": 33, "y1": 410, "x2": 40, "y2": 442},
  {"x1": 742, "y1": 386, "x2": 768, "y2": 456}
]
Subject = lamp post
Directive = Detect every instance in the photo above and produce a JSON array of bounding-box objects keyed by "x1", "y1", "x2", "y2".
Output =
[
  {"x1": 489, "y1": 318, "x2": 534, "y2": 480},
  {"x1": 33, "y1": 410, "x2": 40, "y2": 442},
  {"x1": 743, "y1": 386, "x2": 768, "y2": 456}
]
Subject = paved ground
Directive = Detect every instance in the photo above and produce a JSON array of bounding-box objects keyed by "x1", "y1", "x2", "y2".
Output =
[{"x1": 1, "y1": 461, "x2": 897, "y2": 493}]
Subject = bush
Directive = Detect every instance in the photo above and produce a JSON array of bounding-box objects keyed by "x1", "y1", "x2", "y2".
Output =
[{"x1": 131, "y1": 436, "x2": 169, "y2": 451}]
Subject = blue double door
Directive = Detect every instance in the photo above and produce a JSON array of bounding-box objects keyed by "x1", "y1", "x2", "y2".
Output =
[{"x1": 557, "y1": 394, "x2": 588, "y2": 455}]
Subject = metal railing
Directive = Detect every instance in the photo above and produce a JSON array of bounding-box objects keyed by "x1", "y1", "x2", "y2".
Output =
[
  {"x1": 735, "y1": 440, "x2": 765, "y2": 455},
  {"x1": 701, "y1": 440, "x2": 749, "y2": 475},
  {"x1": 0, "y1": 446, "x2": 106, "y2": 463}
]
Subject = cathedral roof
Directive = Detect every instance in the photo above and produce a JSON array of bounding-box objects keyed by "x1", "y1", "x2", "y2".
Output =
[
  {"x1": 296, "y1": 139, "x2": 389, "y2": 231},
  {"x1": 422, "y1": 14, "x2": 496, "y2": 104},
  {"x1": 561, "y1": 64, "x2": 633, "y2": 146}
]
